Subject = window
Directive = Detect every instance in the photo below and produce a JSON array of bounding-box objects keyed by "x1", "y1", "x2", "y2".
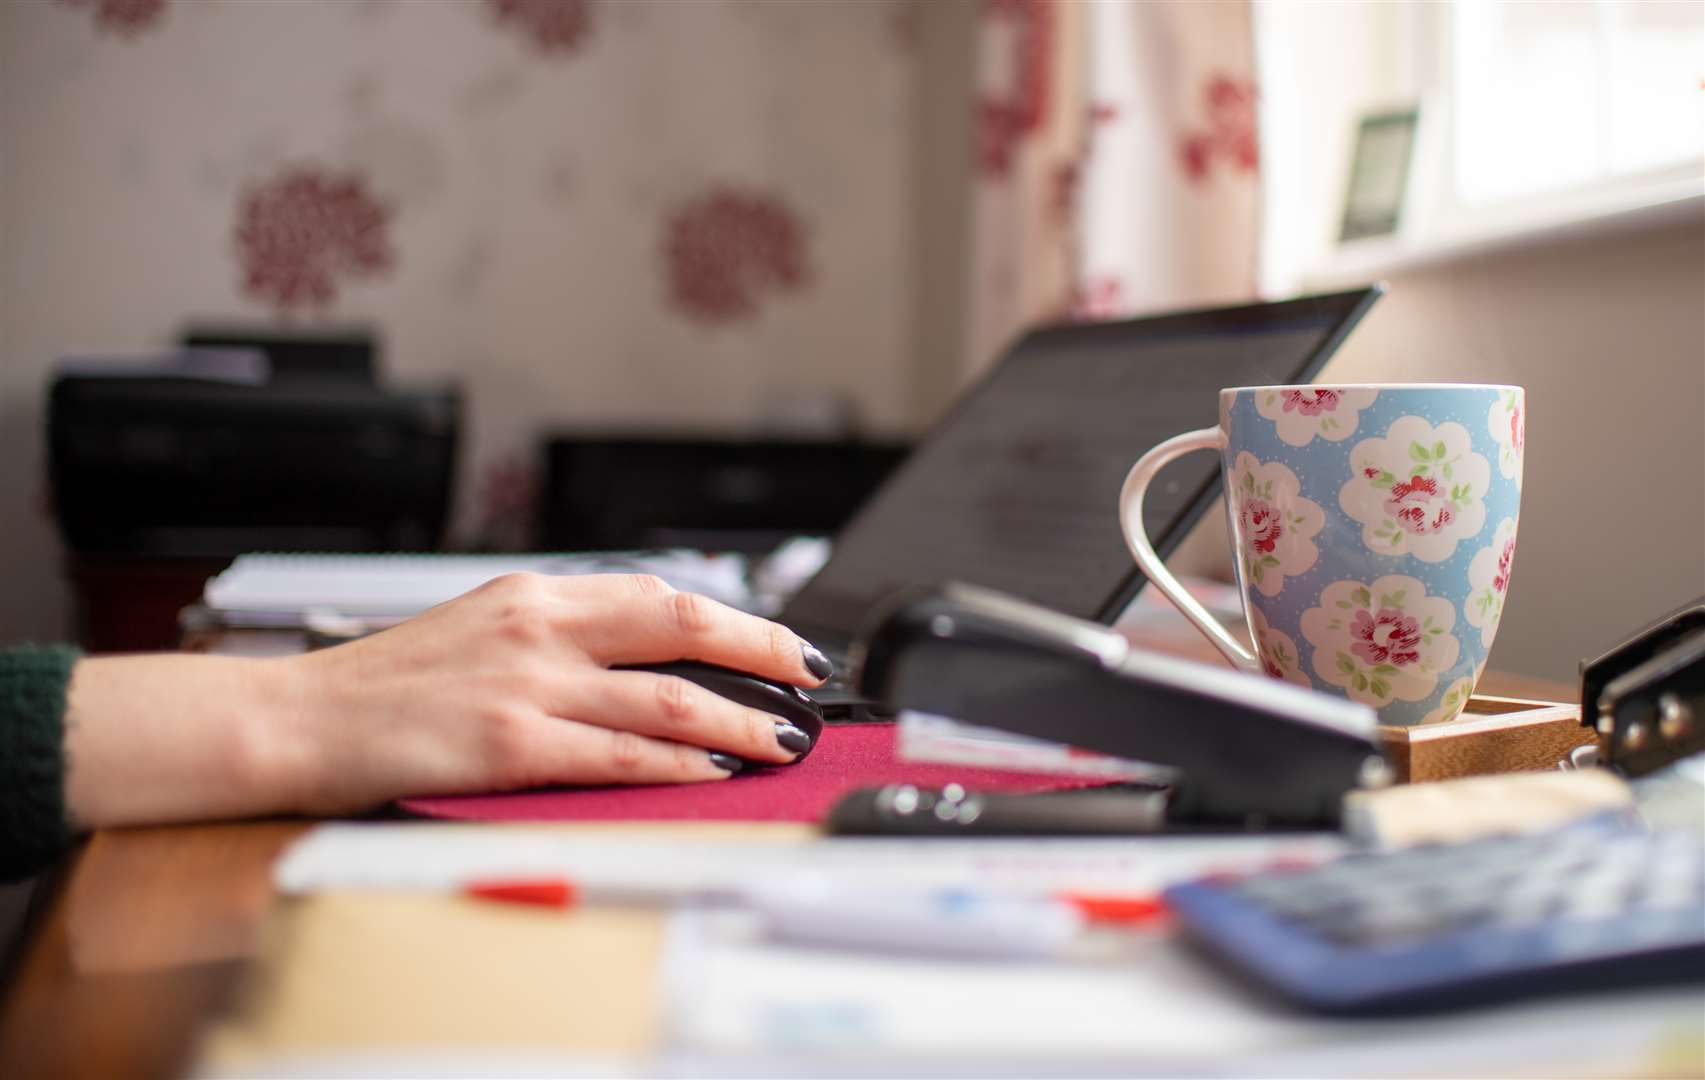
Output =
[
  {"x1": 1260, "y1": 0, "x2": 1704, "y2": 291},
  {"x1": 1451, "y1": 0, "x2": 1703, "y2": 206}
]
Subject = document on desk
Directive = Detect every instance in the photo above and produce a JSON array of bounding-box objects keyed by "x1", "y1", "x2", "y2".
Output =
[
  {"x1": 239, "y1": 826, "x2": 1705, "y2": 1079},
  {"x1": 275, "y1": 823, "x2": 1347, "y2": 898},
  {"x1": 659, "y1": 908, "x2": 1705, "y2": 1076}
]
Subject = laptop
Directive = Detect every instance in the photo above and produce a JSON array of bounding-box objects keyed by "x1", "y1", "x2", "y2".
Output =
[{"x1": 779, "y1": 286, "x2": 1385, "y2": 715}]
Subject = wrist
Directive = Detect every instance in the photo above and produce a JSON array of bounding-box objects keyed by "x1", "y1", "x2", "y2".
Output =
[
  {"x1": 65, "y1": 653, "x2": 322, "y2": 828},
  {"x1": 255, "y1": 652, "x2": 333, "y2": 817}
]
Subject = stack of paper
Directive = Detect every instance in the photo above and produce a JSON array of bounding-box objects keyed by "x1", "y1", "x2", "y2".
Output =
[{"x1": 201, "y1": 551, "x2": 754, "y2": 622}]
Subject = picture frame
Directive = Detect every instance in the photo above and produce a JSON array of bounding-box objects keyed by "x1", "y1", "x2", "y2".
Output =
[{"x1": 1339, "y1": 107, "x2": 1421, "y2": 243}]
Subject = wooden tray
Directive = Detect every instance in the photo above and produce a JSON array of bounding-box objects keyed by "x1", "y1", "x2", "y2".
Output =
[{"x1": 1379, "y1": 694, "x2": 1597, "y2": 783}]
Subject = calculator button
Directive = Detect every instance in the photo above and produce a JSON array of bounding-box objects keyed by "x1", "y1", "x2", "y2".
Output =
[
  {"x1": 1559, "y1": 889, "x2": 1633, "y2": 924},
  {"x1": 1636, "y1": 880, "x2": 1703, "y2": 913},
  {"x1": 1496, "y1": 890, "x2": 1565, "y2": 928}
]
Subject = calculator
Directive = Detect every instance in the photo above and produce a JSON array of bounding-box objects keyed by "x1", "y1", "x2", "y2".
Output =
[{"x1": 1162, "y1": 822, "x2": 1705, "y2": 1014}]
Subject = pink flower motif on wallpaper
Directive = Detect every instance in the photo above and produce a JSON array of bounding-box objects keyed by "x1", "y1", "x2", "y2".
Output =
[
  {"x1": 58, "y1": 0, "x2": 167, "y2": 37},
  {"x1": 487, "y1": 0, "x2": 594, "y2": 56},
  {"x1": 1066, "y1": 276, "x2": 1126, "y2": 321},
  {"x1": 1178, "y1": 74, "x2": 1259, "y2": 184},
  {"x1": 475, "y1": 452, "x2": 540, "y2": 550},
  {"x1": 976, "y1": 0, "x2": 1054, "y2": 179},
  {"x1": 888, "y1": 1, "x2": 919, "y2": 52},
  {"x1": 664, "y1": 187, "x2": 811, "y2": 326},
  {"x1": 1049, "y1": 161, "x2": 1081, "y2": 223},
  {"x1": 234, "y1": 165, "x2": 394, "y2": 314}
]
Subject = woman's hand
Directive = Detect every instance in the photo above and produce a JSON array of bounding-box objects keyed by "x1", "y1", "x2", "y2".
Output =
[
  {"x1": 63, "y1": 573, "x2": 832, "y2": 827},
  {"x1": 286, "y1": 572, "x2": 831, "y2": 812}
]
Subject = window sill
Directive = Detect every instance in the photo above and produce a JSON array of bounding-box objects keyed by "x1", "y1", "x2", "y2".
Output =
[{"x1": 1303, "y1": 175, "x2": 1704, "y2": 290}]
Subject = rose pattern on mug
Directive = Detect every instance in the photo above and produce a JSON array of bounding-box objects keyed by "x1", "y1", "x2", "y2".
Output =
[
  {"x1": 1255, "y1": 387, "x2": 1379, "y2": 446},
  {"x1": 1489, "y1": 388, "x2": 1524, "y2": 489},
  {"x1": 1230, "y1": 452, "x2": 1323, "y2": 597},
  {"x1": 1421, "y1": 676, "x2": 1479, "y2": 726},
  {"x1": 1339, "y1": 415, "x2": 1491, "y2": 563},
  {"x1": 1299, "y1": 576, "x2": 1462, "y2": 708},
  {"x1": 1464, "y1": 518, "x2": 1518, "y2": 647},
  {"x1": 1123, "y1": 384, "x2": 1523, "y2": 726},
  {"x1": 1250, "y1": 607, "x2": 1310, "y2": 687}
]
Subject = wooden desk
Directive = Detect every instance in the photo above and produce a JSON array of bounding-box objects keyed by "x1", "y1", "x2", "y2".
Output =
[{"x1": 0, "y1": 670, "x2": 1575, "y2": 1078}]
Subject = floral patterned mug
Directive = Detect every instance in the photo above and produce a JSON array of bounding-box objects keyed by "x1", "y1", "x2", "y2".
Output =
[{"x1": 1119, "y1": 384, "x2": 1524, "y2": 726}]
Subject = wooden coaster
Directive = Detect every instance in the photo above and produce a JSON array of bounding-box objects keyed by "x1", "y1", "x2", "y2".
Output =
[{"x1": 1378, "y1": 695, "x2": 1598, "y2": 784}]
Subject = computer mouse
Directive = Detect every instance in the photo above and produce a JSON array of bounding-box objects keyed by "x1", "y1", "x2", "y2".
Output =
[{"x1": 617, "y1": 660, "x2": 824, "y2": 768}]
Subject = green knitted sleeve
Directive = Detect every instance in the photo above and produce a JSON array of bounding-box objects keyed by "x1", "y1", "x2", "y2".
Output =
[{"x1": 0, "y1": 645, "x2": 81, "y2": 881}]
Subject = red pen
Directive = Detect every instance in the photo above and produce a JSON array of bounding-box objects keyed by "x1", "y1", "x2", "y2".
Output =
[
  {"x1": 464, "y1": 878, "x2": 580, "y2": 909},
  {"x1": 464, "y1": 876, "x2": 1171, "y2": 932}
]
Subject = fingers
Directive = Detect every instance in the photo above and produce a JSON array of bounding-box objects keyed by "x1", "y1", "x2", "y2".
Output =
[
  {"x1": 547, "y1": 669, "x2": 806, "y2": 766},
  {"x1": 565, "y1": 575, "x2": 831, "y2": 687},
  {"x1": 520, "y1": 718, "x2": 742, "y2": 787}
]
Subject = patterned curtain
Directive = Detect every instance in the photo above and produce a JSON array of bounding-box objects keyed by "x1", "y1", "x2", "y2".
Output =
[{"x1": 964, "y1": 0, "x2": 1261, "y2": 375}]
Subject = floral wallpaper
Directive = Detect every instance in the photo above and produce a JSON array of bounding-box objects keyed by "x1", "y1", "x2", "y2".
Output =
[
  {"x1": 2, "y1": 0, "x2": 917, "y2": 566},
  {"x1": 58, "y1": 0, "x2": 166, "y2": 37},
  {"x1": 234, "y1": 165, "x2": 396, "y2": 312},
  {"x1": 487, "y1": 0, "x2": 594, "y2": 55},
  {"x1": 663, "y1": 187, "x2": 812, "y2": 326}
]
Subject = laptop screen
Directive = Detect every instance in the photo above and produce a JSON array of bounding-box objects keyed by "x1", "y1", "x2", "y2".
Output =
[{"x1": 780, "y1": 288, "x2": 1383, "y2": 644}]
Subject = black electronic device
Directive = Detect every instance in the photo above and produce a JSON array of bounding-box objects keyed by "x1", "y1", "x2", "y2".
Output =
[
  {"x1": 182, "y1": 327, "x2": 378, "y2": 383},
  {"x1": 1579, "y1": 599, "x2": 1705, "y2": 776},
  {"x1": 827, "y1": 783, "x2": 1172, "y2": 836},
  {"x1": 771, "y1": 287, "x2": 1383, "y2": 714},
  {"x1": 855, "y1": 583, "x2": 1389, "y2": 827},
  {"x1": 539, "y1": 437, "x2": 908, "y2": 555},
  {"x1": 616, "y1": 660, "x2": 823, "y2": 770},
  {"x1": 48, "y1": 371, "x2": 460, "y2": 556}
]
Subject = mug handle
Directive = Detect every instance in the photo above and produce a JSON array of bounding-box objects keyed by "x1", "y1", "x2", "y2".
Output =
[{"x1": 1118, "y1": 426, "x2": 1263, "y2": 675}]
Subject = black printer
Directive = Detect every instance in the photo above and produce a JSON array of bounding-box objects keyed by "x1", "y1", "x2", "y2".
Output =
[{"x1": 48, "y1": 329, "x2": 461, "y2": 558}]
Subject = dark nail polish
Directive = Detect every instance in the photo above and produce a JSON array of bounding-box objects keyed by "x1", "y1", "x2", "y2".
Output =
[
  {"x1": 708, "y1": 753, "x2": 744, "y2": 774},
  {"x1": 774, "y1": 721, "x2": 813, "y2": 754},
  {"x1": 801, "y1": 641, "x2": 834, "y2": 679}
]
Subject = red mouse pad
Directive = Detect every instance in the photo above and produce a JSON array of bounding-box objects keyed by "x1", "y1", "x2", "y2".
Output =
[{"x1": 399, "y1": 722, "x2": 1101, "y2": 824}]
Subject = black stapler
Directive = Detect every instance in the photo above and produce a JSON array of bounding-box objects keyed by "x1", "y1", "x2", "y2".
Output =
[
  {"x1": 850, "y1": 583, "x2": 1391, "y2": 829},
  {"x1": 1579, "y1": 598, "x2": 1705, "y2": 777}
]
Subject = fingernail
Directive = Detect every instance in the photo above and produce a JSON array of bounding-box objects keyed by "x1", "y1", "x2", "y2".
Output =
[
  {"x1": 800, "y1": 641, "x2": 834, "y2": 679},
  {"x1": 708, "y1": 753, "x2": 744, "y2": 774},
  {"x1": 774, "y1": 721, "x2": 813, "y2": 754}
]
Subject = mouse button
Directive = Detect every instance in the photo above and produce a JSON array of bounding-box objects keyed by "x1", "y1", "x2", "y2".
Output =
[
  {"x1": 695, "y1": 675, "x2": 789, "y2": 716},
  {"x1": 614, "y1": 660, "x2": 708, "y2": 679},
  {"x1": 729, "y1": 677, "x2": 822, "y2": 730}
]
